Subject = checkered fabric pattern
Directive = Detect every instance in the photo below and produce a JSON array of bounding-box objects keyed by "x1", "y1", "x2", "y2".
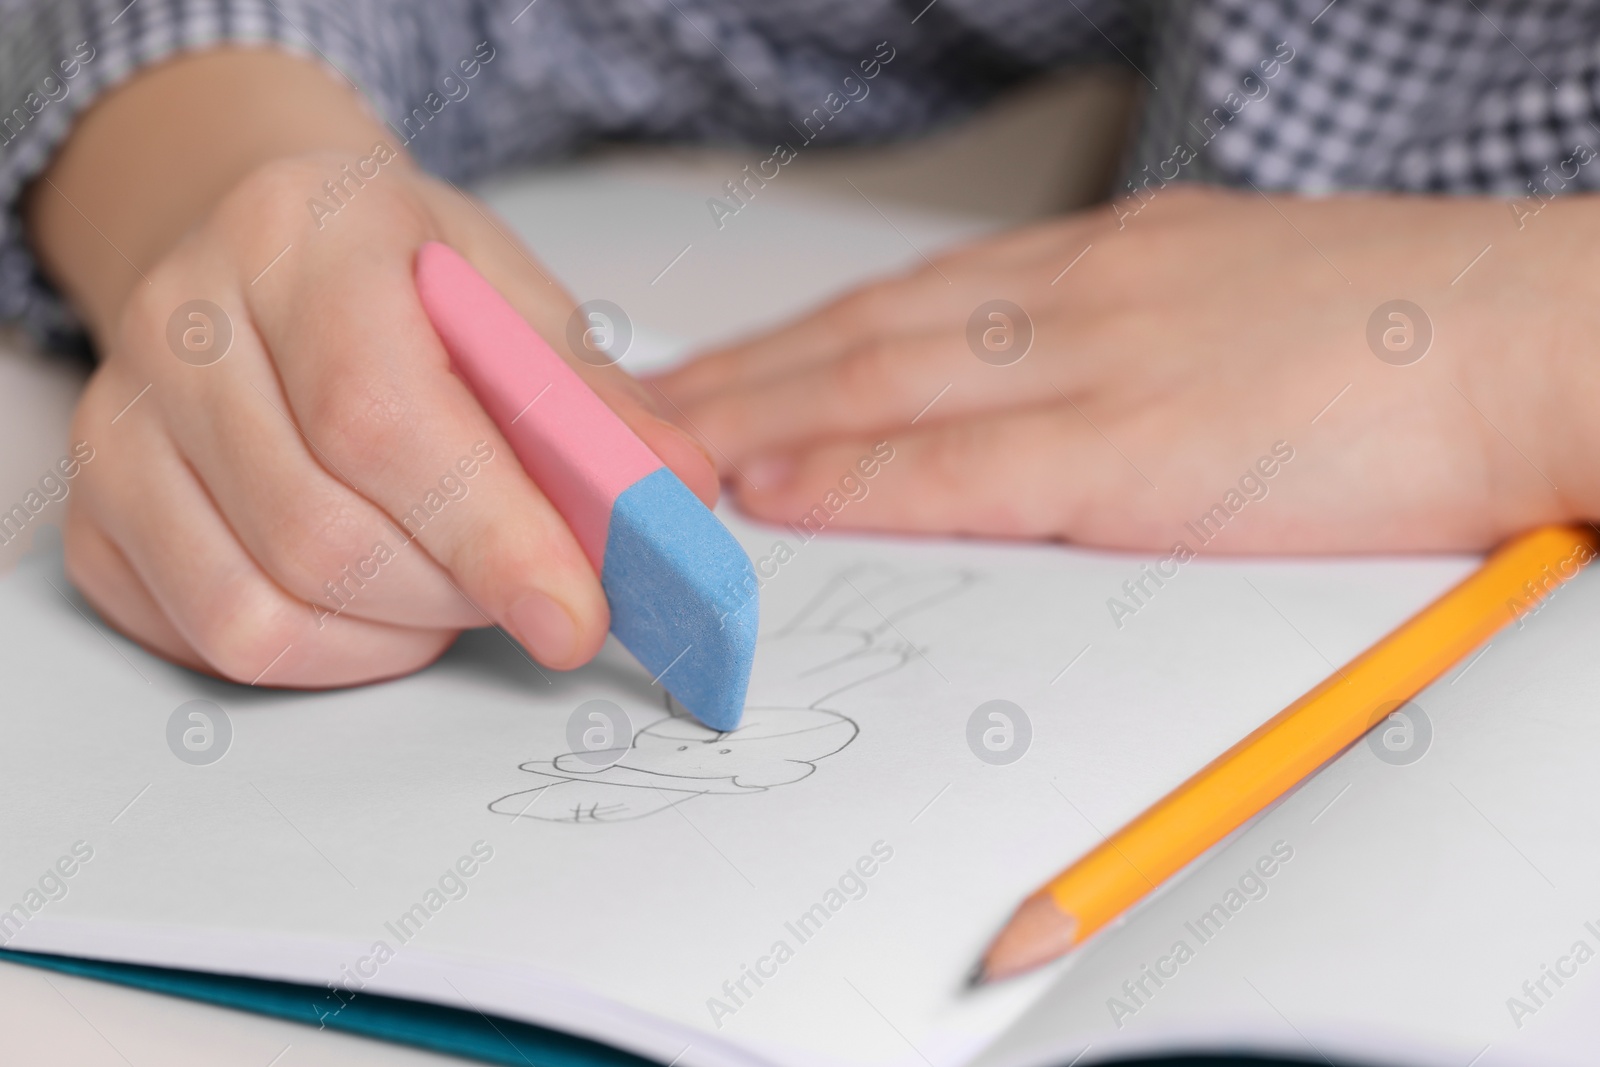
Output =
[
  {"x1": 2, "y1": 0, "x2": 1598, "y2": 346},
  {"x1": 1135, "y1": 0, "x2": 1600, "y2": 193}
]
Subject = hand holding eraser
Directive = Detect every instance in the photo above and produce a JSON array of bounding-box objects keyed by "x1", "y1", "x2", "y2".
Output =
[{"x1": 414, "y1": 242, "x2": 756, "y2": 730}]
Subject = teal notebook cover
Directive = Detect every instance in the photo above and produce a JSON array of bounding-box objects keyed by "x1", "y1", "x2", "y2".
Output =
[
  {"x1": 0, "y1": 948, "x2": 658, "y2": 1067},
  {"x1": 0, "y1": 948, "x2": 1340, "y2": 1067}
]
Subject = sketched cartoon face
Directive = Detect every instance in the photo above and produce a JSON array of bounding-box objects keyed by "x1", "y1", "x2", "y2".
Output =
[
  {"x1": 556, "y1": 709, "x2": 856, "y2": 787},
  {"x1": 490, "y1": 564, "x2": 979, "y2": 824}
]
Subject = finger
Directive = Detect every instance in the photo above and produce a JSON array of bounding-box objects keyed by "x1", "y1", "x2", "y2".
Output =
[
  {"x1": 258, "y1": 233, "x2": 611, "y2": 670},
  {"x1": 654, "y1": 219, "x2": 1093, "y2": 407},
  {"x1": 82, "y1": 402, "x2": 458, "y2": 686},
  {"x1": 727, "y1": 405, "x2": 1170, "y2": 546},
  {"x1": 419, "y1": 182, "x2": 719, "y2": 506},
  {"x1": 142, "y1": 289, "x2": 486, "y2": 630},
  {"x1": 654, "y1": 261, "x2": 987, "y2": 406},
  {"x1": 63, "y1": 507, "x2": 206, "y2": 672},
  {"x1": 674, "y1": 330, "x2": 1078, "y2": 470}
]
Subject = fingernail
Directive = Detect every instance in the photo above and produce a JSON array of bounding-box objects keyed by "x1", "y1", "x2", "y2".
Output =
[
  {"x1": 507, "y1": 591, "x2": 578, "y2": 666},
  {"x1": 744, "y1": 455, "x2": 794, "y2": 492},
  {"x1": 664, "y1": 419, "x2": 718, "y2": 473}
]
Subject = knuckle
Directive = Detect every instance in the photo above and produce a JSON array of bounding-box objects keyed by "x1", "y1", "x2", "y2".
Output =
[
  {"x1": 228, "y1": 157, "x2": 334, "y2": 222},
  {"x1": 243, "y1": 155, "x2": 330, "y2": 199},
  {"x1": 191, "y1": 578, "x2": 304, "y2": 683},
  {"x1": 259, "y1": 496, "x2": 380, "y2": 603},
  {"x1": 117, "y1": 262, "x2": 192, "y2": 348},
  {"x1": 218, "y1": 152, "x2": 426, "y2": 255},
  {"x1": 222, "y1": 157, "x2": 333, "y2": 235},
  {"x1": 112, "y1": 254, "x2": 243, "y2": 380},
  {"x1": 833, "y1": 340, "x2": 904, "y2": 402},
  {"x1": 304, "y1": 372, "x2": 418, "y2": 476}
]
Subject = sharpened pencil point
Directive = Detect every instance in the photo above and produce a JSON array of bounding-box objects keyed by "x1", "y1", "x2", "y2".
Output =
[{"x1": 978, "y1": 895, "x2": 1079, "y2": 983}]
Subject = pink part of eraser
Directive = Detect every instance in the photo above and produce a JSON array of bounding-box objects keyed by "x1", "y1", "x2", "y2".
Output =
[{"x1": 413, "y1": 242, "x2": 663, "y2": 570}]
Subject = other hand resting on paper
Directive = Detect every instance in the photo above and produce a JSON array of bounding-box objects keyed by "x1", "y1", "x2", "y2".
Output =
[{"x1": 657, "y1": 187, "x2": 1598, "y2": 553}]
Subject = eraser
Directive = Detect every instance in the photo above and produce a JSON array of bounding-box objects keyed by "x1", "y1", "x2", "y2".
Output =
[{"x1": 414, "y1": 242, "x2": 756, "y2": 730}]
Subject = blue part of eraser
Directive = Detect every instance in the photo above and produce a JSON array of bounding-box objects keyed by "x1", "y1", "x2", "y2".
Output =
[{"x1": 601, "y1": 468, "x2": 757, "y2": 732}]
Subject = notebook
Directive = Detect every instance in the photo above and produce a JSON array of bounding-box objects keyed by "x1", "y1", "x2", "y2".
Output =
[
  {"x1": 0, "y1": 164, "x2": 1549, "y2": 1067},
  {"x1": 0, "y1": 508, "x2": 1475, "y2": 1067}
]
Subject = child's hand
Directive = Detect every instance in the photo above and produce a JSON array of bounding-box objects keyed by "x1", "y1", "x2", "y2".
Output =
[
  {"x1": 29, "y1": 52, "x2": 714, "y2": 686},
  {"x1": 656, "y1": 187, "x2": 1600, "y2": 553}
]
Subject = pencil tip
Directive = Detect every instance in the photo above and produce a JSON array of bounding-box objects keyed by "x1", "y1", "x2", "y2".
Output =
[
  {"x1": 965, "y1": 960, "x2": 989, "y2": 989},
  {"x1": 975, "y1": 896, "x2": 1079, "y2": 984}
]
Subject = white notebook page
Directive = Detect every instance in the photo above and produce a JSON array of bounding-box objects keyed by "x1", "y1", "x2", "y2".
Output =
[{"x1": 0, "y1": 512, "x2": 1473, "y2": 1067}]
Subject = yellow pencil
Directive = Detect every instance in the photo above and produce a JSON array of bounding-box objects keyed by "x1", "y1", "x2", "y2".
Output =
[{"x1": 977, "y1": 525, "x2": 1599, "y2": 983}]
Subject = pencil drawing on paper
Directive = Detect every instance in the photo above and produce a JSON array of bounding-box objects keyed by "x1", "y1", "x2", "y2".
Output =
[{"x1": 489, "y1": 563, "x2": 980, "y2": 823}]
